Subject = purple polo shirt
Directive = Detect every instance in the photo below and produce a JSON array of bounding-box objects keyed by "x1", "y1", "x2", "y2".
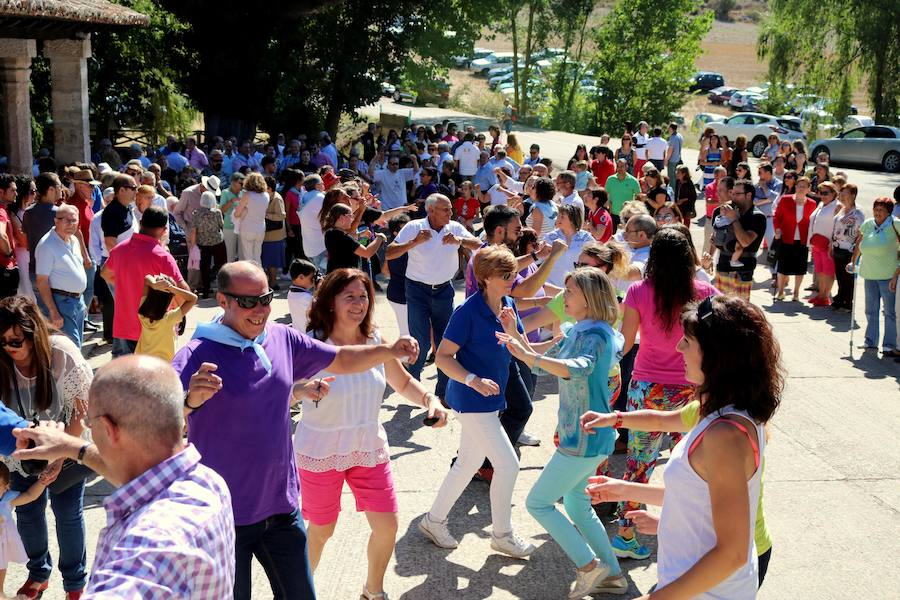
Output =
[
  {"x1": 464, "y1": 242, "x2": 526, "y2": 298},
  {"x1": 172, "y1": 323, "x2": 337, "y2": 526}
]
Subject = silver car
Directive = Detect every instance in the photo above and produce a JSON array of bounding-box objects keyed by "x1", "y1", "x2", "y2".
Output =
[{"x1": 809, "y1": 126, "x2": 900, "y2": 173}]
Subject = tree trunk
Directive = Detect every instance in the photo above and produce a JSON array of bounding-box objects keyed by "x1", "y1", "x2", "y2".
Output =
[
  {"x1": 520, "y1": 1, "x2": 537, "y2": 117},
  {"x1": 510, "y1": 7, "x2": 520, "y2": 114},
  {"x1": 870, "y1": 45, "x2": 885, "y2": 123},
  {"x1": 563, "y1": 12, "x2": 591, "y2": 118}
]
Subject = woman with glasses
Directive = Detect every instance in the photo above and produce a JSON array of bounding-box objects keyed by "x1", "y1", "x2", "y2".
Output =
[
  {"x1": 773, "y1": 176, "x2": 816, "y2": 301},
  {"x1": 830, "y1": 183, "x2": 865, "y2": 312},
  {"x1": 612, "y1": 228, "x2": 718, "y2": 561},
  {"x1": 294, "y1": 268, "x2": 446, "y2": 600},
  {"x1": 420, "y1": 245, "x2": 535, "y2": 559},
  {"x1": 654, "y1": 203, "x2": 684, "y2": 229},
  {"x1": 0, "y1": 295, "x2": 91, "y2": 599},
  {"x1": 587, "y1": 295, "x2": 782, "y2": 599},
  {"x1": 807, "y1": 182, "x2": 839, "y2": 307}
]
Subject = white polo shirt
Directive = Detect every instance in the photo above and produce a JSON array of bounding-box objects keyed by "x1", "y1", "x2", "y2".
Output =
[
  {"x1": 35, "y1": 230, "x2": 87, "y2": 294},
  {"x1": 560, "y1": 192, "x2": 585, "y2": 215},
  {"x1": 453, "y1": 142, "x2": 480, "y2": 177},
  {"x1": 394, "y1": 217, "x2": 477, "y2": 285},
  {"x1": 646, "y1": 136, "x2": 668, "y2": 161},
  {"x1": 373, "y1": 167, "x2": 415, "y2": 210}
]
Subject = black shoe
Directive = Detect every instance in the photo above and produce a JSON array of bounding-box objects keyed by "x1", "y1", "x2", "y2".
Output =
[{"x1": 425, "y1": 352, "x2": 436, "y2": 365}]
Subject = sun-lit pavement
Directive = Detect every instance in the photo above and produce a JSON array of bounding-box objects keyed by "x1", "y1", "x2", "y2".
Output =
[{"x1": 9, "y1": 104, "x2": 899, "y2": 598}]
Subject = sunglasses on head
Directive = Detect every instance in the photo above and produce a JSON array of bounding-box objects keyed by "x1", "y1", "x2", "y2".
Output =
[
  {"x1": 0, "y1": 338, "x2": 26, "y2": 349},
  {"x1": 697, "y1": 295, "x2": 715, "y2": 324},
  {"x1": 222, "y1": 290, "x2": 275, "y2": 309}
]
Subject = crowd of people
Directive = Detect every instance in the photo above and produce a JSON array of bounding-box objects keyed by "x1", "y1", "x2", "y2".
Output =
[{"x1": 0, "y1": 116, "x2": 894, "y2": 600}]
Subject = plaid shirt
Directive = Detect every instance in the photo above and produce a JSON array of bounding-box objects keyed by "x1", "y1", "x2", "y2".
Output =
[{"x1": 85, "y1": 444, "x2": 235, "y2": 599}]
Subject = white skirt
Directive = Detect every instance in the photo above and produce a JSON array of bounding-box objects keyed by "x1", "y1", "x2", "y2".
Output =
[{"x1": 0, "y1": 523, "x2": 27, "y2": 568}]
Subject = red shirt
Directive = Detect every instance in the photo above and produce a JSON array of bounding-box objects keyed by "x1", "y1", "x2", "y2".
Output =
[
  {"x1": 0, "y1": 205, "x2": 15, "y2": 269},
  {"x1": 588, "y1": 206, "x2": 613, "y2": 242},
  {"x1": 65, "y1": 194, "x2": 94, "y2": 247},
  {"x1": 590, "y1": 158, "x2": 615, "y2": 187},
  {"x1": 284, "y1": 188, "x2": 301, "y2": 226},
  {"x1": 704, "y1": 181, "x2": 719, "y2": 218},
  {"x1": 105, "y1": 233, "x2": 184, "y2": 341},
  {"x1": 773, "y1": 195, "x2": 817, "y2": 244},
  {"x1": 454, "y1": 196, "x2": 480, "y2": 220}
]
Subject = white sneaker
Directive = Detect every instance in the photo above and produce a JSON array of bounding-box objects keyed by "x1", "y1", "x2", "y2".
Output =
[
  {"x1": 594, "y1": 574, "x2": 628, "y2": 595},
  {"x1": 568, "y1": 562, "x2": 612, "y2": 599},
  {"x1": 517, "y1": 431, "x2": 541, "y2": 446},
  {"x1": 490, "y1": 530, "x2": 535, "y2": 558},
  {"x1": 418, "y1": 513, "x2": 459, "y2": 549}
]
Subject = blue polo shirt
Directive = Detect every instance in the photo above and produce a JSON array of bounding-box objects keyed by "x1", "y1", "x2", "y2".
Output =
[
  {"x1": 0, "y1": 404, "x2": 27, "y2": 456},
  {"x1": 443, "y1": 291, "x2": 523, "y2": 413}
]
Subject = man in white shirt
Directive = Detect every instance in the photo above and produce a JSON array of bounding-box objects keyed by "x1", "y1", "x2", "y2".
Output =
[
  {"x1": 373, "y1": 154, "x2": 419, "y2": 209},
  {"x1": 555, "y1": 170, "x2": 585, "y2": 215},
  {"x1": 453, "y1": 133, "x2": 480, "y2": 178},
  {"x1": 633, "y1": 121, "x2": 650, "y2": 175},
  {"x1": 299, "y1": 175, "x2": 327, "y2": 270},
  {"x1": 386, "y1": 194, "x2": 481, "y2": 397},
  {"x1": 646, "y1": 127, "x2": 669, "y2": 171}
]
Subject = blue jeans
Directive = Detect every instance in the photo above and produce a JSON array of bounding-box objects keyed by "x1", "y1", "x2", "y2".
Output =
[
  {"x1": 51, "y1": 293, "x2": 86, "y2": 348},
  {"x1": 234, "y1": 508, "x2": 316, "y2": 600},
  {"x1": 11, "y1": 473, "x2": 87, "y2": 591},
  {"x1": 863, "y1": 278, "x2": 897, "y2": 351},
  {"x1": 82, "y1": 263, "x2": 96, "y2": 322},
  {"x1": 405, "y1": 279, "x2": 453, "y2": 397},
  {"x1": 526, "y1": 450, "x2": 621, "y2": 573},
  {"x1": 112, "y1": 337, "x2": 137, "y2": 357}
]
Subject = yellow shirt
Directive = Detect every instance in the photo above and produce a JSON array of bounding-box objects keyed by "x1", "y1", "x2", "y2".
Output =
[
  {"x1": 680, "y1": 400, "x2": 772, "y2": 554},
  {"x1": 507, "y1": 147, "x2": 524, "y2": 165},
  {"x1": 136, "y1": 308, "x2": 184, "y2": 362}
]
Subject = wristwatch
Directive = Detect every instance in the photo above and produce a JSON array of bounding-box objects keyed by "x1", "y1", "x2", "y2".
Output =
[
  {"x1": 463, "y1": 373, "x2": 476, "y2": 386},
  {"x1": 530, "y1": 251, "x2": 539, "y2": 262},
  {"x1": 183, "y1": 390, "x2": 204, "y2": 411},
  {"x1": 76, "y1": 442, "x2": 92, "y2": 465}
]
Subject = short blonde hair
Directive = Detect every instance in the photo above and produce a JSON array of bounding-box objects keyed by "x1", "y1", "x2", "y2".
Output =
[
  {"x1": 565, "y1": 267, "x2": 619, "y2": 324},
  {"x1": 136, "y1": 184, "x2": 155, "y2": 198},
  {"x1": 620, "y1": 200, "x2": 649, "y2": 222},
  {"x1": 473, "y1": 245, "x2": 517, "y2": 291},
  {"x1": 243, "y1": 172, "x2": 267, "y2": 193}
]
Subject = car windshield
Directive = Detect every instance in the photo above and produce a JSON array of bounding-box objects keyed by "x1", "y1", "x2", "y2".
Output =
[{"x1": 777, "y1": 119, "x2": 802, "y2": 132}]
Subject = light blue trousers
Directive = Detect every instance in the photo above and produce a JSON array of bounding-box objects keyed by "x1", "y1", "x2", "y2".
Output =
[{"x1": 526, "y1": 450, "x2": 621, "y2": 574}]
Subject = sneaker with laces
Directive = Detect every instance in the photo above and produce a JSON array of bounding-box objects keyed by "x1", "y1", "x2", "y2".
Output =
[
  {"x1": 517, "y1": 431, "x2": 541, "y2": 446},
  {"x1": 594, "y1": 574, "x2": 628, "y2": 594},
  {"x1": 418, "y1": 513, "x2": 458, "y2": 549},
  {"x1": 490, "y1": 530, "x2": 535, "y2": 558},
  {"x1": 568, "y1": 562, "x2": 611, "y2": 599},
  {"x1": 611, "y1": 534, "x2": 651, "y2": 559}
]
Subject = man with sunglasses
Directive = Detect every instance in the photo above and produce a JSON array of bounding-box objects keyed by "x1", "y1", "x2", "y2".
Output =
[
  {"x1": 372, "y1": 153, "x2": 418, "y2": 210},
  {"x1": 102, "y1": 206, "x2": 187, "y2": 356},
  {"x1": 172, "y1": 261, "x2": 419, "y2": 600}
]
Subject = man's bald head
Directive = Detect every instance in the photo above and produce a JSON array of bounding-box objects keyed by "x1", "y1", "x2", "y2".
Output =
[
  {"x1": 90, "y1": 355, "x2": 184, "y2": 449},
  {"x1": 217, "y1": 261, "x2": 267, "y2": 293}
]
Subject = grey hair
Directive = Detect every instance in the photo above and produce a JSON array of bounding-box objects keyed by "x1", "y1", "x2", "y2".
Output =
[
  {"x1": 557, "y1": 170, "x2": 576, "y2": 188},
  {"x1": 89, "y1": 356, "x2": 184, "y2": 449},
  {"x1": 425, "y1": 193, "x2": 450, "y2": 210},
  {"x1": 630, "y1": 214, "x2": 658, "y2": 239},
  {"x1": 56, "y1": 204, "x2": 78, "y2": 218},
  {"x1": 713, "y1": 166, "x2": 727, "y2": 175}
]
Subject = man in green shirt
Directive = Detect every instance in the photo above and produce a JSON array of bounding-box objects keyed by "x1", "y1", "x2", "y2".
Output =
[{"x1": 604, "y1": 159, "x2": 641, "y2": 227}]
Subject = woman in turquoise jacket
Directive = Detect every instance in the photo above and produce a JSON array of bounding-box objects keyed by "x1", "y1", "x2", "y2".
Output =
[{"x1": 497, "y1": 266, "x2": 626, "y2": 599}]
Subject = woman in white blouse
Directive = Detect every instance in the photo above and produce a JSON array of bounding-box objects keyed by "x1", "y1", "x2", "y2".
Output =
[
  {"x1": 292, "y1": 268, "x2": 447, "y2": 600},
  {"x1": 233, "y1": 172, "x2": 270, "y2": 266},
  {"x1": 0, "y1": 295, "x2": 92, "y2": 597}
]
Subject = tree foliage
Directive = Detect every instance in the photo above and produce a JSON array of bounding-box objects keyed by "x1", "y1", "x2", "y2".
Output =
[
  {"x1": 588, "y1": 0, "x2": 711, "y2": 134},
  {"x1": 544, "y1": 0, "x2": 595, "y2": 130},
  {"x1": 758, "y1": 0, "x2": 900, "y2": 125}
]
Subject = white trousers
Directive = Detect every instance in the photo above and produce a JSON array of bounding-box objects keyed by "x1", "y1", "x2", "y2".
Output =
[
  {"x1": 239, "y1": 231, "x2": 264, "y2": 266},
  {"x1": 388, "y1": 300, "x2": 409, "y2": 338},
  {"x1": 428, "y1": 411, "x2": 519, "y2": 535},
  {"x1": 223, "y1": 228, "x2": 239, "y2": 263}
]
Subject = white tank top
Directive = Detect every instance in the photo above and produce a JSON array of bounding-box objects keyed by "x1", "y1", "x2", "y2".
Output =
[{"x1": 657, "y1": 406, "x2": 764, "y2": 599}]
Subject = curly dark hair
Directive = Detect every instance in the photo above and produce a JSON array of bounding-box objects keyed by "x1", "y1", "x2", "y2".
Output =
[
  {"x1": 306, "y1": 268, "x2": 375, "y2": 341},
  {"x1": 682, "y1": 296, "x2": 784, "y2": 423},
  {"x1": 644, "y1": 227, "x2": 697, "y2": 332}
]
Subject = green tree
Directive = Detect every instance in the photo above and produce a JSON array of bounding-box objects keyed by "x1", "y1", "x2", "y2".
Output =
[
  {"x1": 545, "y1": 0, "x2": 595, "y2": 130},
  {"x1": 589, "y1": 0, "x2": 711, "y2": 134},
  {"x1": 758, "y1": 0, "x2": 900, "y2": 125}
]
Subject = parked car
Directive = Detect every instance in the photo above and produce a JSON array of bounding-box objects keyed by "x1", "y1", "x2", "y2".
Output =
[
  {"x1": 453, "y1": 47, "x2": 492, "y2": 68},
  {"x1": 380, "y1": 82, "x2": 396, "y2": 96},
  {"x1": 708, "y1": 112, "x2": 806, "y2": 157},
  {"x1": 690, "y1": 71, "x2": 725, "y2": 93},
  {"x1": 693, "y1": 112, "x2": 728, "y2": 130},
  {"x1": 392, "y1": 80, "x2": 450, "y2": 108},
  {"x1": 809, "y1": 126, "x2": 900, "y2": 173},
  {"x1": 729, "y1": 90, "x2": 765, "y2": 110},
  {"x1": 708, "y1": 86, "x2": 738, "y2": 105},
  {"x1": 470, "y1": 51, "x2": 515, "y2": 74}
]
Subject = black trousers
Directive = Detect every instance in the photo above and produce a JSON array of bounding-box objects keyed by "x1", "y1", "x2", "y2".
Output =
[
  {"x1": 93, "y1": 268, "x2": 114, "y2": 342},
  {"x1": 285, "y1": 224, "x2": 304, "y2": 272},
  {"x1": 199, "y1": 242, "x2": 227, "y2": 294}
]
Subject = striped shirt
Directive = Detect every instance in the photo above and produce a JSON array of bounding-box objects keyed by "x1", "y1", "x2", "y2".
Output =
[{"x1": 85, "y1": 444, "x2": 235, "y2": 599}]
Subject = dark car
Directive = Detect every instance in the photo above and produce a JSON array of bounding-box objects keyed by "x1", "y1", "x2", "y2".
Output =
[
  {"x1": 708, "y1": 85, "x2": 738, "y2": 105},
  {"x1": 690, "y1": 72, "x2": 725, "y2": 93}
]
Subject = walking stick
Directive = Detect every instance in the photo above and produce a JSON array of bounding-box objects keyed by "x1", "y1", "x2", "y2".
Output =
[{"x1": 848, "y1": 261, "x2": 859, "y2": 360}]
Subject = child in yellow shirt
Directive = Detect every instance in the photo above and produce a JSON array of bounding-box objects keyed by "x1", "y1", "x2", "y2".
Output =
[{"x1": 135, "y1": 274, "x2": 197, "y2": 361}]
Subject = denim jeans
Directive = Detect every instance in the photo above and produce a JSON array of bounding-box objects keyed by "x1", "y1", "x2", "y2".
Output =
[
  {"x1": 112, "y1": 337, "x2": 137, "y2": 357},
  {"x1": 51, "y1": 293, "x2": 86, "y2": 348},
  {"x1": 82, "y1": 263, "x2": 96, "y2": 322},
  {"x1": 405, "y1": 279, "x2": 453, "y2": 397},
  {"x1": 233, "y1": 508, "x2": 316, "y2": 600},
  {"x1": 863, "y1": 278, "x2": 897, "y2": 351},
  {"x1": 11, "y1": 473, "x2": 87, "y2": 592}
]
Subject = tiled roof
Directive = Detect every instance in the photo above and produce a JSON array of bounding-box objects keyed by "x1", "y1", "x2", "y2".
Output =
[{"x1": 0, "y1": 0, "x2": 149, "y2": 26}]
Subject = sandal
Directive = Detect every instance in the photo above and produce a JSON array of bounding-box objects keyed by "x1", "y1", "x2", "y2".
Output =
[
  {"x1": 360, "y1": 586, "x2": 390, "y2": 600},
  {"x1": 16, "y1": 579, "x2": 49, "y2": 599}
]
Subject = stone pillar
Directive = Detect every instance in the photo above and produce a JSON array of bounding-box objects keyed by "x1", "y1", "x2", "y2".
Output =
[
  {"x1": 44, "y1": 37, "x2": 92, "y2": 165},
  {"x1": 0, "y1": 39, "x2": 37, "y2": 175}
]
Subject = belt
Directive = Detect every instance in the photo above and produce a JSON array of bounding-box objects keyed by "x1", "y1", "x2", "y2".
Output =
[
  {"x1": 409, "y1": 279, "x2": 452, "y2": 290},
  {"x1": 51, "y1": 288, "x2": 81, "y2": 298}
]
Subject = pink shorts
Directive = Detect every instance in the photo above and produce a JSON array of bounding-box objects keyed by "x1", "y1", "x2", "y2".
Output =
[
  {"x1": 811, "y1": 244, "x2": 835, "y2": 277},
  {"x1": 299, "y1": 462, "x2": 398, "y2": 525}
]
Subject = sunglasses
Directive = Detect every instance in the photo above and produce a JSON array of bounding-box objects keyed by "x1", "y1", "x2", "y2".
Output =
[
  {"x1": 573, "y1": 261, "x2": 593, "y2": 269},
  {"x1": 122, "y1": 185, "x2": 137, "y2": 190},
  {"x1": 222, "y1": 290, "x2": 275, "y2": 309},
  {"x1": 126, "y1": 170, "x2": 142, "y2": 176},
  {"x1": 0, "y1": 337, "x2": 26, "y2": 348},
  {"x1": 698, "y1": 295, "x2": 714, "y2": 324}
]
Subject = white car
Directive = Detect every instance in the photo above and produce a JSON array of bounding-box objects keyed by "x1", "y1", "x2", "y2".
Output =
[
  {"x1": 470, "y1": 51, "x2": 515, "y2": 74},
  {"x1": 708, "y1": 112, "x2": 806, "y2": 157},
  {"x1": 729, "y1": 90, "x2": 764, "y2": 110}
]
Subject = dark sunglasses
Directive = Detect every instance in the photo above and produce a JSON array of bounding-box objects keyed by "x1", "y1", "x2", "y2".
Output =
[
  {"x1": 698, "y1": 295, "x2": 715, "y2": 324},
  {"x1": 222, "y1": 290, "x2": 275, "y2": 309},
  {"x1": 0, "y1": 337, "x2": 26, "y2": 348},
  {"x1": 122, "y1": 185, "x2": 137, "y2": 190}
]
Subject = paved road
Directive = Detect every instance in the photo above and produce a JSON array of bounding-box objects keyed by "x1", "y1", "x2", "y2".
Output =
[{"x1": 363, "y1": 98, "x2": 900, "y2": 207}]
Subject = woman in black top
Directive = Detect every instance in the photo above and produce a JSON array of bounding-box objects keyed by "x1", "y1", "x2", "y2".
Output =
[
  {"x1": 673, "y1": 165, "x2": 697, "y2": 225},
  {"x1": 323, "y1": 203, "x2": 385, "y2": 273},
  {"x1": 728, "y1": 135, "x2": 749, "y2": 177}
]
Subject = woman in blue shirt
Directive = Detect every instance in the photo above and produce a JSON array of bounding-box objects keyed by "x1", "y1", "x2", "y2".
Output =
[
  {"x1": 498, "y1": 267, "x2": 627, "y2": 598},
  {"x1": 419, "y1": 246, "x2": 535, "y2": 559}
]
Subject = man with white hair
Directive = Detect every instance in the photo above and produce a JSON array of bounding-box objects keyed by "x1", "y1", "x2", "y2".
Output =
[
  {"x1": 35, "y1": 204, "x2": 88, "y2": 346},
  {"x1": 13, "y1": 356, "x2": 236, "y2": 598},
  {"x1": 386, "y1": 194, "x2": 482, "y2": 397}
]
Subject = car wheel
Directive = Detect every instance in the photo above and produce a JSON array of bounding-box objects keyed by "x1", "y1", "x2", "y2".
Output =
[
  {"x1": 883, "y1": 151, "x2": 900, "y2": 173},
  {"x1": 750, "y1": 136, "x2": 767, "y2": 158}
]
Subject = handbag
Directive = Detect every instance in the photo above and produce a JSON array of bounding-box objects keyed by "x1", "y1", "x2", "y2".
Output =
[
  {"x1": 13, "y1": 373, "x2": 95, "y2": 492},
  {"x1": 766, "y1": 239, "x2": 780, "y2": 268},
  {"x1": 264, "y1": 218, "x2": 283, "y2": 232}
]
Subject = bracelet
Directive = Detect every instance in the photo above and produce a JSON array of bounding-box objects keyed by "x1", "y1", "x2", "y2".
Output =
[
  {"x1": 76, "y1": 442, "x2": 92, "y2": 465},
  {"x1": 183, "y1": 391, "x2": 204, "y2": 411},
  {"x1": 613, "y1": 410, "x2": 623, "y2": 429}
]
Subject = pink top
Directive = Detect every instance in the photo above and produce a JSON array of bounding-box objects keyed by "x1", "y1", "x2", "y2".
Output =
[
  {"x1": 623, "y1": 279, "x2": 719, "y2": 386},
  {"x1": 105, "y1": 233, "x2": 184, "y2": 341}
]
